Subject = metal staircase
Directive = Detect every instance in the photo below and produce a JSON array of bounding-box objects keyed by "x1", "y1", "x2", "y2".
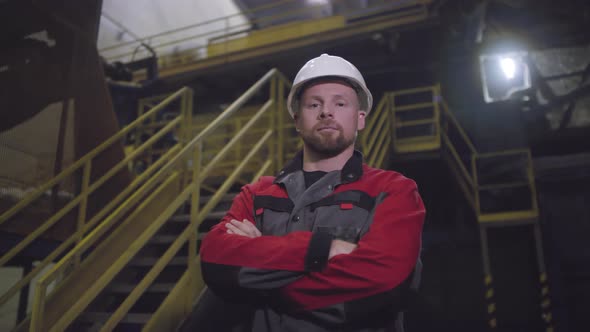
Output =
[
  {"x1": 0, "y1": 68, "x2": 299, "y2": 331},
  {"x1": 66, "y1": 193, "x2": 236, "y2": 331},
  {"x1": 1, "y1": 72, "x2": 552, "y2": 330},
  {"x1": 381, "y1": 85, "x2": 552, "y2": 332}
]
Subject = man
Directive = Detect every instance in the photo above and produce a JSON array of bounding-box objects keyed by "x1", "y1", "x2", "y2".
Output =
[{"x1": 200, "y1": 54, "x2": 425, "y2": 331}]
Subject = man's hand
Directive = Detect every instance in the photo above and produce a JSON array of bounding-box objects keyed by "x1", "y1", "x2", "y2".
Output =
[
  {"x1": 225, "y1": 219, "x2": 261, "y2": 238},
  {"x1": 328, "y1": 239, "x2": 357, "y2": 259}
]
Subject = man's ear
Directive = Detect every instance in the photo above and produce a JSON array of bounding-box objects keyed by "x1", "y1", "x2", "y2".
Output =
[
  {"x1": 293, "y1": 113, "x2": 300, "y2": 132},
  {"x1": 357, "y1": 111, "x2": 367, "y2": 130}
]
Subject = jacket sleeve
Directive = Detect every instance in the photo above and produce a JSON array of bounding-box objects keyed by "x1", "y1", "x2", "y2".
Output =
[
  {"x1": 200, "y1": 179, "x2": 332, "y2": 298},
  {"x1": 280, "y1": 175, "x2": 425, "y2": 311}
]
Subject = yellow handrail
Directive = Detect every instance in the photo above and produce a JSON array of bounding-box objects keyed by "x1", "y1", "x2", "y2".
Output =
[
  {"x1": 134, "y1": 72, "x2": 293, "y2": 176},
  {"x1": 101, "y1": 0, "x2": 431, "y2": 63},
  {"x1": 0, "y1": 88, "x2": 191, "y2": 311},
  {"x1": 29, "y1": 68, "x2": 296, "y2": 331},
  {"x1": 410, "y1": 85, "x2": 537, "y2": 221},
  {"x1": 100, "y1": 0, "x2": 297, "y2": 53},
  {"x1": 439, "y1": 98, "x2": 477, "y2": 155},
  {"x1": 101, "y1": 130, "x2": 273, "y2": 331},
  {"x1": 383, "y1": 84, "x2": 538, "y2": 223},
  {"x1": 0, "y1": 87, "x2": 187, "y2": 224},
  {"x1": 441, "y1": 132, "x2": 476, "y2": 190}
]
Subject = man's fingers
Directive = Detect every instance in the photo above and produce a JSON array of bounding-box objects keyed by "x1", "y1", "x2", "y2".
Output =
[
  {"x1": 230, "y1": 219, "x2": 252, "y2": 234},
  {"x1": 252, "y1": 224, "x2": 262, "y2": 237},
  {"x1": 328, "y1": 239, "x2": 358, "y2": 259},
  {"x1": 242, "y1": 219, "x2": 262, "y2": 237},
  {"x1": 231, "y1": 219, "x2": 259, "y2": 236},
  {"x1": 225, "y1": 219, "x2": 261, "y2": 238},
  {"x1": 248, "y1": 223, "x2": 262, "y2": 237},
  {"x1": 226, "y1": 223, "x2": 247, "y2": 236}
]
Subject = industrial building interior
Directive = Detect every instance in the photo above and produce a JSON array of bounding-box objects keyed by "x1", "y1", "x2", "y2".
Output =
[{"x1": 1, "y1": 0, "x2": 589, "y2": 331}]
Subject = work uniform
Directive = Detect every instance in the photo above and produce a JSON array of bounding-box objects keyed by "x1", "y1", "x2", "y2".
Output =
[{"x1": 200, "y1": 150, "x2": 425, "y2": 332}]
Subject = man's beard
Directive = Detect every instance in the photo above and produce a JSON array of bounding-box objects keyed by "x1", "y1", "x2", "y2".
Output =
[{"x1": 301, "y1": 123, "x2": 355, "y2": 158}]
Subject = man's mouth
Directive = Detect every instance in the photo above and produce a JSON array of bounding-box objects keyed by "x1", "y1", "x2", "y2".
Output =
[{"x1": 316, "y1": 123, "x2": 340, "y2": 132}]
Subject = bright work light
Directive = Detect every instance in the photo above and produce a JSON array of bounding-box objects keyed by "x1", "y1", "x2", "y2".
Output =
[
  {"x1": 500, "y1": 57, "x2": 517, "y2": 80},
  {"x1": 480, "y1": 51, "x2": 531, "y2": 103}
]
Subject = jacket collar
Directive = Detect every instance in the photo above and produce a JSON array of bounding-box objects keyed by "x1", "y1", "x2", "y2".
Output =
[{"x1": 274, "y1": 150, "x2": 364, "y2": 184}]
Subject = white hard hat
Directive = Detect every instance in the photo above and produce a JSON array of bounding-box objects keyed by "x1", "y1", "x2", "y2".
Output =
[{"x1": 286, "y1": 53, "x2": 373, "y2": 118}]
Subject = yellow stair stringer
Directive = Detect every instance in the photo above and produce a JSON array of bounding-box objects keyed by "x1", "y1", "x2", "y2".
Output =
[
  {"x1": 0, "y1": 87, "x2": 193, "y2": 328},
  {"x1": 140, "y1": 70, "x2": 297, "y2": 331},
  {"x1": 386, "y1": 84, "x2": 539, "y2": 223},
  {"x1": 143, "y1": 267, "x2": 201, "y2": 332},
  {"x1": 13, "y1": 68, "x2": 297, "y2": 332},
  {"x1": 17, "y1": 171, "x2": 181, "y2": 332},
  {"x1": 390, "y1": 87, "x2": 442, "y2": 155},
  {"x1": 386, "y1": 84, "x2": 551, "y2": 331}
]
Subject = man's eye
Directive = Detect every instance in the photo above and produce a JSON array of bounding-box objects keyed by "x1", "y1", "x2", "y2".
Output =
[{"x1": 336, "y1": 102, "x2": 345, "y2": 107}]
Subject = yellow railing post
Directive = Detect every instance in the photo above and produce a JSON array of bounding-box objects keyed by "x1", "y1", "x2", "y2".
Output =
[
  {"x1": 75, "y1": 160, "x2": 92, "y2": 266},
  {"x1": 270, "y1": 75, "x2": 278, "y2": 174},
  {"x1": 234, "y1": 118, "x2": 242, "y2": 167},
  {"x1": 30, "y1": 277, "x2": 49, "y2": 332},
  {"x1": 527, "y1": 150, "x2": 539, "y2": 213},
  {"x1": 135, "y1": 99, "x2": 145, "y2": 149},
  {"x1": 181, "y1": 89, "x2": 194, "y2": 187},
  {"x1": 433, "y1": 85, "x2": 441, "y2": 144},
  {"x1": 146, "y1": 104, "x2": 158, "y2": 167},
  {"x1": 186, "y1": 89, "x2": 194, "y2": 183},
  {"x1": 189, "y1": 140, "x2": 202, "y2": 282}
]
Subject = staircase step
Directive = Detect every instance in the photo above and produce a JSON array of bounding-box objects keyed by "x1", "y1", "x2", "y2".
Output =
[
  {"x1": 149, "y1": 235, "x2": 178, "y2": 244},
  {"x1": 106, "y1": 282, "x2": 176, "y2": 294},
  {"x1": 79, "y1": 312, "x2": 151, "y2": 324},
  {"x1": 170, "y1": 210, "x2": 226, "y2": 222},
  {"x1": 129, "y1": 256, "x2": 187, "y2": 267}
]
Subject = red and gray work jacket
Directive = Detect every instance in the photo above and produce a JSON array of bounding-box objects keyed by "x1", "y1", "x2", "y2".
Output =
[{"x1": 200, "y1": 150, "x2": 425, "y2": 332}]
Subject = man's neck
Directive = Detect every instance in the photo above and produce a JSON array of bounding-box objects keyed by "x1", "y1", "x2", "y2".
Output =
[{"x1": 302, "y1": 145, "x2": 354, "y2": 172}]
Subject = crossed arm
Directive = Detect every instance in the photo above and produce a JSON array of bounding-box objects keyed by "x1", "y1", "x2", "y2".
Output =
[
  {"x1": 226, "y1": 218, "x2": 357, "y2": 259},
  {"x1": 199, "y1": 175, "x2": 425, "y2": 310}
]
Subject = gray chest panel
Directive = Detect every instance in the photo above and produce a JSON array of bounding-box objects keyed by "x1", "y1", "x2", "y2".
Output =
[{"x1": 254, "y1": 170, "x2": 383, "y2": 243}]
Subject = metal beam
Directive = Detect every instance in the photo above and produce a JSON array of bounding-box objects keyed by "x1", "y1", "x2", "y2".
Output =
[{"x1": 148, "y1": 9, "x2": 434, "y2": 80}]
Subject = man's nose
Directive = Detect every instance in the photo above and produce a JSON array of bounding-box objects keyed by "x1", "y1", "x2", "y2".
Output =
[{"x1": 319, "y1": 106, "x2": 334, "y2": 118}]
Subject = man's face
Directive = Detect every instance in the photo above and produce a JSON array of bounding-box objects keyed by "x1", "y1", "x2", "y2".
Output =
[{"x1": 295, "y1": 80, "x2": 366, "y2": 157}]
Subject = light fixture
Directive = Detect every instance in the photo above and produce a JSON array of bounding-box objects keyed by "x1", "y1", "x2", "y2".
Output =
[
  {"x1": 499, "y1": 57, "x2": 517, "y2": 80},
  {"x1": 480, "y1": 51, "x2": 531, "y2": 103}
]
